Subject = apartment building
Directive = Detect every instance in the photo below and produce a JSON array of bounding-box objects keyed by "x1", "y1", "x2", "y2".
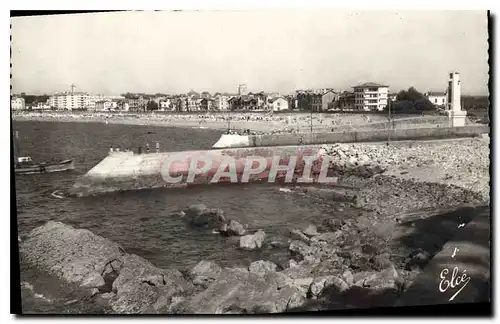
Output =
[
  {"x1": 48, "y1": 92, "x2": 90, "y2": 110},
  {"x1": 11, "y1": 97, "x2": 25, "y2": 110},
  {"x1": 353, "y1": 82, "x2": 389, "y2": 111}
]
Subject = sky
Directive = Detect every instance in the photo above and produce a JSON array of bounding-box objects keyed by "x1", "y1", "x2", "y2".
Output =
[{"x1": 11, "y1": 10, "x2": 489, "y2": 96}]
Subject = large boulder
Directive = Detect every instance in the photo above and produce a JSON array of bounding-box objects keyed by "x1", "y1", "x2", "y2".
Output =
[
  {"x1": 309, "y1": 275, "x2": 349, "y2": 298},
  {"x1": 20, "y1": 221, "x2": 125, "y2": 287},
  {"x1": 20, "y1": 221, "x2": 191, "y2": 314},
  {"x1": 239, "y1": 230, "x2": 266, "y2": 250},
  {"x1": 180, "y1": 268, "x2": 306, "y2": 314},
  {"x1": 220, "y1": 220, "x2": 246, "y2": 236},
  {"x1": 183, "y1": 204, "x2": 226, "y2": 228},
  {"x1": 110, "y1": 254, "x2": 190, "y2": 314},
  {"x1": 189, "y1": 260, "x2": 222, "y2": 288},
  {"x1": 302, "y1": 224, "x2": 319, "y2": 237},
  {"x1": 249, "y1": 260, "x2": 278, "y2": 274}
]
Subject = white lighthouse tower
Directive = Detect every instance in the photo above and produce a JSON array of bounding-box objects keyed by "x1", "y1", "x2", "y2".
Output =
[{"x1": 447, "y1": 72, "x2": 467, "y2": 127}]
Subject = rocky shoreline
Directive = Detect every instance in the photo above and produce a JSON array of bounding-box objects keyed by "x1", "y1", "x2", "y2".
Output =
[{"x1": 19, "y1": 136, "x2": 490, "y2": 314}]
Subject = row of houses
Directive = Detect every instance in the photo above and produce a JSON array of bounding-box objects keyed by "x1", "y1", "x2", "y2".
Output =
[{"x1": 11, "y1": 82, "x2": 449, "y2": 112}]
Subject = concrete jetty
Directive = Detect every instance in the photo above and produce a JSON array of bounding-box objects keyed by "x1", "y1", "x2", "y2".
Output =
[
  {"x1": 213, "y1": 125, "x2": 489, "y2": 149},
  {"x1": 69, "y1": 125, "x2": 489, "y2": 197},
  {"x1": 69, "y1": 145, "x2": 327, "y2": 197}
]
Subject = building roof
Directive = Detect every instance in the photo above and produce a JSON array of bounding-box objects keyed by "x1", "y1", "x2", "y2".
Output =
[
  {"x1": 353, "y1": 82, "x2": 389, "y2": 88},
  {"x1": 426, "y1": 91, "x2": 447, "y2": 96},
  {"x1": 269, "y1": 97, "x2": 285, "y2": 103}
]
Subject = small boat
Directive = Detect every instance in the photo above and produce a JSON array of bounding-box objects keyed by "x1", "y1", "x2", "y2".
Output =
[
  {"x1": 13, "y1": 131, "x2": 75, "y2": 175},
  {"x1": 15, "y1": 156, "x2": 75, "y2": 175}
]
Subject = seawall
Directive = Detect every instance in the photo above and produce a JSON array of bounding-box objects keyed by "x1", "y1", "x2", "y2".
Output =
[
  {"x1": 213, "y1": 125, "x2": 490, "y2": 148},
  {"x1": 69, "y1": 146, "x2": 327, "y2": 197}
]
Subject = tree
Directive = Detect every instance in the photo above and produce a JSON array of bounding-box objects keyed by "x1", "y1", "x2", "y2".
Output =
[
  {"x1": 146, "y1": 100, "x2": 158, "y2": 111},
  {"x1": 392, "y1": 87, "x2": 436, "y2": 113}
]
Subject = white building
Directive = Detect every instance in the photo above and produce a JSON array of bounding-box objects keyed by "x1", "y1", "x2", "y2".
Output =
[
  {"x1": 425, "y1": 91, "x2": 447, "y2": 108},
  {"x1": 353, "y1": 82, "x2": 389, "y2": 111},
  {"x1": 32, "y1": 102, "x2": 51, "y2": 110},
  {"x1": 11, "y1": 97, "x2": 25, "y2": 110},
  {"x1": 270, "y1": 97, "x2": 289, "y2": 111},
  {"x1": 48, "y1": 92, "x2": 90, "y2": 110}
]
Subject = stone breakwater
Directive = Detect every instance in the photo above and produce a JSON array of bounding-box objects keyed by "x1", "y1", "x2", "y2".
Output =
[{"x1": 321, "y1": 135, "x2": 490, "y2": 203}]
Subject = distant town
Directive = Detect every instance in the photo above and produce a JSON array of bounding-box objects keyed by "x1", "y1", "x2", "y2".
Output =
[{"x1": 11, "y1": 81, "x2": 488, "y2": 114}]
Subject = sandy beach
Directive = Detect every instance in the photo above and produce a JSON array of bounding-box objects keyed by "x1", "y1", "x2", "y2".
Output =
[{"x1": 13, "y1": 111, "x2": 451, "y2": 135}]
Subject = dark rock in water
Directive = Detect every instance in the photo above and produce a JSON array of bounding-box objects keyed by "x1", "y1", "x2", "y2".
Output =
[
  {"x1": 249, "y1": 260, "x2": 278, "y2": 274},
  {"x1": 183, "y1": 204, "x2": 226, "y2": 228},
  {"x1": 189, "y1": 260, "x2": 222, "y2": 288},
  {"x1": 239, "y1": 230, "x2": 266, "y2": 250},
  {"x1": 220, "y1": 220, "x2": 246, "y2": 236},
  {"x1": 302, "y1": 224, "x2": 319, "y2": 237}
]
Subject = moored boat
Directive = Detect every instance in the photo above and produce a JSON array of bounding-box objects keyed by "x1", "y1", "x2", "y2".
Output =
[
  {"x1": 15, "y1": 157, "x2": 75, "y2": 175},
  {"x1": 13, "y1": 131, "x2": 75, "y2": 175}
]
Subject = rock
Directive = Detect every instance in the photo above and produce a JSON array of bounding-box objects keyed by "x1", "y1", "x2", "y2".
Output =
[
  {"x1": 285, "y1": 291, "x2": 307, "y2": 311},
  {"x1": 342, "y1": 270, "x2": 354, "y2": 285},
  {"x1": 249, "y1": 260, "x2": 278, "y2": 274},
  {"x1": 354, "y1": 265, "x2": 399, "y2": 291},
  {"x1": 289, "y1": 240, "x2": 317, "y2": 261},
  {"x1": 322, "y1": 219, "x2": 343, "y2": 231},
  {"x1": 313, "y1": 231, "x2": 342, "y2": 244},
  {"x1": 184, "y1": 204, "x2": 226, "y2": 228},
  {"x1": 372, "y1": 253, "x2": 393, "y2": 271},
  {"x1": 289, "y1": 229, "x2": 311, "y2": 243},
  {"x1": 405, "y1": 249, "x2": 431, "y2": 270},
  {"x1": 291, "y1": 277, "x2": 313, "y2": 288},
  {"x1": 239, "y1": 230, "x2": 266, "y2": 250},
  {"x1": 189, "y1": 260, "x2": 222, "y2": 287},
  {"x1": 81, "y1": 271, "x2": 106, "y2": 289},
  {"x1": 20, "y1": 221, "x2": 192, "y2": 314},
  {"x1": 182, "y1": 268, "x2": 304, "y2": 314},
  {"x1": 302, "y1": 224, "x2": 319, "y2": 237},
  {"x1": 269, "y1": 239, "x2": 288, "y2": 249},
  {"x1": 287, "y1": 259, "x2": 299, "y2": 268},
  {"x1": 110, "y1": 254, "x2": 190, "y2": 314},
  {"x1": 221, "y1": 220, "x2": 246, "y2": 236},
  {"x1": 310, "y1": 275, "x2": 349, "y2": 298},
  {"x1": 20, "y1": 221, "x2": 125, "y2": 287}
]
